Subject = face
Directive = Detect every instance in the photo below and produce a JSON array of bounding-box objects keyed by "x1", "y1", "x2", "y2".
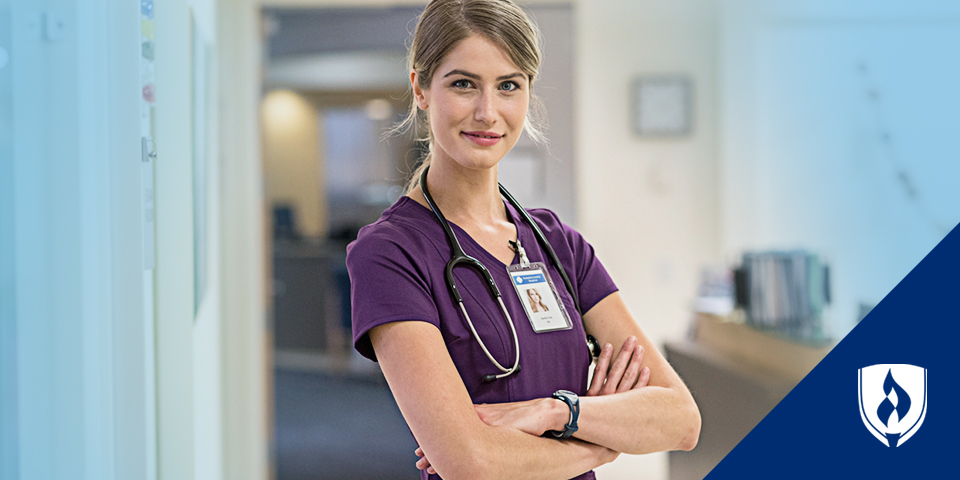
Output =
[
  {"x1": 412, "y1": 35, "x2": 530, "y2": 172},
  {"x1": 528, "y1": 289, "x2": 540, "y2": 302}
]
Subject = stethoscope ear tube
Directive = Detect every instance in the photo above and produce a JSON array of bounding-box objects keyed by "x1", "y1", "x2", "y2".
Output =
[
  {"x1": 498, "y1": 184, "x2": 582, "y2": 316},
  {"x1": 500, "y1": 180, "x2": 600, "y2": 361}
]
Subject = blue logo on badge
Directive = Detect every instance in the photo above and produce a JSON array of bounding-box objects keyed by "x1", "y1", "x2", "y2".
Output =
[
  {"x1": 858, "y1": 364, "x2": 927, "y2": 447},
  {"x1": 513, "y1": 273, "x2": 546, "y2": 285}
]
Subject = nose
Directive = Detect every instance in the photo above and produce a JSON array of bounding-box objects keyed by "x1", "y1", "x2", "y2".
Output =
[{"x1": 474, "y1": 90, "x2": 496, "y2": 124}]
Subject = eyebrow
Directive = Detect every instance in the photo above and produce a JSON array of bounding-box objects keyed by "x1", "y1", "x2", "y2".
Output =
[{"x1": 442, "y1": 69, "x2": 525, "y2": 82}]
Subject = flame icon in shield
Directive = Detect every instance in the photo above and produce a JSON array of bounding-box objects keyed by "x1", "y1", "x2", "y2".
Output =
[{"x1": 858, "y1": 364, "x2": 927, "y2": 447}]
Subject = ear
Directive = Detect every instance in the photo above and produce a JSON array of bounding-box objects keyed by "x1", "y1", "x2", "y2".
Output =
[{"x1": 411, "y1": 70, "x2": 429, "y2": 110}]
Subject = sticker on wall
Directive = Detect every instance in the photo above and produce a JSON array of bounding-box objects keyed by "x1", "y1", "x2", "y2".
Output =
[
  {"x1": 140, "y1": 0, "x2": 156, "y2": 269},
  {"x1": 140, "y1": 19, "x2": 154, "y2": 41},
  {"x1": 141, "y1": 0, "x2": 154, "y2": 20}
]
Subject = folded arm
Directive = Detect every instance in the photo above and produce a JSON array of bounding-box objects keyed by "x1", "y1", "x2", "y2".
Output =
[
  {"x1": 573, "y1": 292, "x2": 701, "y2": 454},
  {"x1": 369, "y1": 321, "x2": 619, "y2": 480},
  {"x1": 471, "y1": 292, "x2": 701, "y2": 455}
]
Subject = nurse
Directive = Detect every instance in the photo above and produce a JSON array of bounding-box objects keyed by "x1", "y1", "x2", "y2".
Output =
[{"x1": 346, "y1": 0, "x2": 701, "y2": 478}]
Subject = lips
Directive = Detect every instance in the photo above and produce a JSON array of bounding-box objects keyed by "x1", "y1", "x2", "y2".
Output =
[
  {"x1": 462, "y1": 131, "x2": 503, "y2": 146},
  {"x1": 463, "y1": 131, "x2": 503, "y2": 139}
]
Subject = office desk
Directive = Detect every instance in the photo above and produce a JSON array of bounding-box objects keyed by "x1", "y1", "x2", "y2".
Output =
[{"x1": 665, "y1": 314, "x2": 833, "y2": 480}]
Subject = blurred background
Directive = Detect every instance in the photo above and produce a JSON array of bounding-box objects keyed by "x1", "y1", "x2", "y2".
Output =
[{"x1": 2, "y1": 0, "x2": 958, "y2": 479}]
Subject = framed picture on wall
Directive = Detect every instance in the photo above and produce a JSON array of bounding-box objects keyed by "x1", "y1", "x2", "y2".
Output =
[{"x1": 631, "y1": 75, "x2": 693, "y2": 137}]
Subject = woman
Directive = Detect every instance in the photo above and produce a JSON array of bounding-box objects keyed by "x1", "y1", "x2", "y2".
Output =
[
  {"x1": 527, "y1": 288, "x2": 549, "y2": 312},
  {"x1": 347, "y1": 1, "x2": 701, "y2": 478}
]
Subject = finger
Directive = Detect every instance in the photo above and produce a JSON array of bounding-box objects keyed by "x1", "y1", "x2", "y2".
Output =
[
  {"x1": 587, "y1": 343, "x2": 612, "y2": 395},
  {"x1": 601, "y1": 336, "x2": 636, "y2": 395},
  {"x1": 631, "y1": 345, "x2": 648, "y2": 389},
  {"x1": 587, "y1": 343, "x2": 613, "y2": 396},
  {"x1": 616, "y1": 346, "x2": 643, "y2": 393},
  {"x1": 635, "y1": 366, "x2": 651, "y2": 389},
  {"x1": 415, "y1": 447, "x2": 423, "y2": 457},
  {"x1": 427, "y1": 466, "x2": 436, "y2": 475}
]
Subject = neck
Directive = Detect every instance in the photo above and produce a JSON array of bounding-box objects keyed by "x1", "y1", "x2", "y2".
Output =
[{"x1": 419, "y1": 159, "x2": 506, "y2": 227}]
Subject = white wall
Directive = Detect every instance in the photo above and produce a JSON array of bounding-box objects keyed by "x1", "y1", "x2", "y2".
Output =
[
  {"x1": 154, "y1": 0, "x2": 196, "y2": 477},
  {"x1": 217, "y1": 0, "x2": 271, "y2": 479},
  {"x1": 718, "y1": 0, "x2": 960, "y2": 337},
  {"x1": 262, "y1": 89, "x2": 327, "y2": 239},
  {"x1": 2, "y1": 0, "x2": 157, "y2": 479},
  {"x1": 190, "y1": 2, "x2": 225, "y2": 480},
  {"x1": 155, "y1": 0, "x2": 227, "y2": 479},
  {"x1": 575, "y1": 1, "x2": 720, "y2": 478}
]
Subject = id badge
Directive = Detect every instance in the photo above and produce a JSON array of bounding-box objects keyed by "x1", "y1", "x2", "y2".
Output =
[{"x1": 506, "y1": 262, "x2": 573, "y2": 333}]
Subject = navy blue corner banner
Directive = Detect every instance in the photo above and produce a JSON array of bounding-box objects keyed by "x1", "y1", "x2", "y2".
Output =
[{"x1": 707, "y1": 225, "x2": 960, "y2": 479}]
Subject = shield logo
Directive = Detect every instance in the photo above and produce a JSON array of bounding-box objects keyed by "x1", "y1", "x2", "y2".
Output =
[{"x1": 858, "y1": 364, "x2": 927, "y2": 447}]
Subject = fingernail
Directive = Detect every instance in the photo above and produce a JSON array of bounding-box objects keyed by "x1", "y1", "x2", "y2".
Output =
[
  {"x1": 638, "y1": 346, "x2": 644, "y2": 355},
  {"x1": 604, "y1": 343, "x2": 612, "y2": 351}
]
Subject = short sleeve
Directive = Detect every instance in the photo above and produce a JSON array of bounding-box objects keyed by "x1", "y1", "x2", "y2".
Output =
[
  {"x1": 346, "y1": 229, "x2": 440, "y2": 361},
  {"x1": 530, "y1": 209, "x2": 618, "y2": 314}
]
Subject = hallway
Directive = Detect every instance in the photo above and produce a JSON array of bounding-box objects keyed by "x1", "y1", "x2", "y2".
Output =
[{"x1": 274, "y1": 369, "x2": 418, "y2": 480}]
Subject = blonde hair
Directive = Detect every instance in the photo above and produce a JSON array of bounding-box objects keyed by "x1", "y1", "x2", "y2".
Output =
[
  {"x1": 398, "y1": 0, "x2": 547, "y2": 193},
  {"x1": 526, "y1": 288, "x2": 548, "y2": 312}
]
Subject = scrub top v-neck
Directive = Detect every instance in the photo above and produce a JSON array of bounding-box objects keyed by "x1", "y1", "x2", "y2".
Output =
[
  {"x1": 347, "y1": 196, "x2": 618, "y2": 479},
  {"x1": 348, "y1": 195, "x2": 617, "y2": 403}
]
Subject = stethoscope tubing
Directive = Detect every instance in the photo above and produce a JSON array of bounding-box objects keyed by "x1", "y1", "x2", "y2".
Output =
[
  {"x1": 420, "y1": 167, "x2": 521, "y2": 380},
  {"x1": 419, "y1": 166, "x2": 598, "y2": 382}
]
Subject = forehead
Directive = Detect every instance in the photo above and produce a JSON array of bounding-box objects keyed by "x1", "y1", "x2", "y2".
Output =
[{"x1": 436, "y1": 35, "x2": 523, "y2": 78}]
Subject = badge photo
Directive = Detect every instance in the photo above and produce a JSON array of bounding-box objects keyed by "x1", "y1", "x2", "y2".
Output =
[{"x1": 507, "y1": 263, "x2": 573, "y2": 333}]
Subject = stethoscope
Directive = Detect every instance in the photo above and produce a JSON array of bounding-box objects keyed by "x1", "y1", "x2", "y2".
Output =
[{"x1": 419, "y1": 166, "x2": 601, "y2": 382}]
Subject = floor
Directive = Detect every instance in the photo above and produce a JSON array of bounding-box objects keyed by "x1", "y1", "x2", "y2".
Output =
[{"x1": 274, "y1": 366, "x2": 420, "y2": 480}]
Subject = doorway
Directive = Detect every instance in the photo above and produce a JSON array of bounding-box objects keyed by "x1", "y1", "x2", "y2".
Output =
[{"x1": 260, "y1": 5, "x2": 575, "y2": 479}]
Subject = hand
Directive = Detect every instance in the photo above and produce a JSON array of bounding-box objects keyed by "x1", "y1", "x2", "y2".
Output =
[
  {"x1": 586, "y1": 336, "x2": 650, "y2": 396},
  {"x1": 473, "y1": 397, "x2": 561, "y2": 436},
  {"x1": 415, "y1": 446, "x2": 437, "y2": 476}
]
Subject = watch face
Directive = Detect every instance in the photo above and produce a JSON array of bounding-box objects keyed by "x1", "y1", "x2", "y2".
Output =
[{"x1": 557, "y1": 390, "x2": 578, "y2": 400}]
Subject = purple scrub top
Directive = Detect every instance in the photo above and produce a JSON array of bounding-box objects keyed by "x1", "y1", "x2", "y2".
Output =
[{"x1": 347, "y1": 196, "x2": 618, "y2": 480}]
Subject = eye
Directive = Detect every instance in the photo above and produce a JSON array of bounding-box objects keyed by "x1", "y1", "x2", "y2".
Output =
[
  {"x1": 452, "y1": 79, "x2": 472, "y2": 89},
  {"x1": 500, "y1": 81, "x2": 521, "y2": 92}
]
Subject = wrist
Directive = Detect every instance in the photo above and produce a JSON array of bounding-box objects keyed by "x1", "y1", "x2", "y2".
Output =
[
  {"x1": 550, "y1": 390, "x2": 580, "y2": 438},
  {"x1": 548, "y1": 397, "x2": 569, "y2": 432}
]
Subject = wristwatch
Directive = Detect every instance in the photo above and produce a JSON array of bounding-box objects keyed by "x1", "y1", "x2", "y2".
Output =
[{"x1": 551, "y1": 390, "x2": 580, "y2": 438}]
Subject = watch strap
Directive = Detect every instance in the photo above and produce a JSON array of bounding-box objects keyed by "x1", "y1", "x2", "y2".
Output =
[{"x1": 551, "y1": 390, "x2": 580, "y2": 438}]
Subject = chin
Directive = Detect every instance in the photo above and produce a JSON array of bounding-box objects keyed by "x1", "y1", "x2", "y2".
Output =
[
  {"x1": 434, "y1": 136, "x2": 515, "y2": 172},
  {"x1": 458, "y1": 151, "x2": 507, "y2": 171}
]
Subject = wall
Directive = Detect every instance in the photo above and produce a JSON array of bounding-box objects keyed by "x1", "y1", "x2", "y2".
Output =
[
  {"x1": 575, "y1": 1, "x2": 720, "y2": 478},
  {"x1": 718, "y1": 0, "x2": 960, "y2": 337},
  {"x1": 2, "y1": 0, "x2": 157, "y2": 478},
  {"x1": 217, "y1": 0, "x2": 271, "y2": 478},
  {"x1": 189, "y1": 2, "x2": 226, "y2": 480},
  {"x1": 154, "y1": 0, "x2": 195, "y2": 478},
  {"x1": 262, "y1": 89, "x2": 327, "y2": 239},
  {"x1": 155, "y1": 0, "x2": 226, "y2": 478}
]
